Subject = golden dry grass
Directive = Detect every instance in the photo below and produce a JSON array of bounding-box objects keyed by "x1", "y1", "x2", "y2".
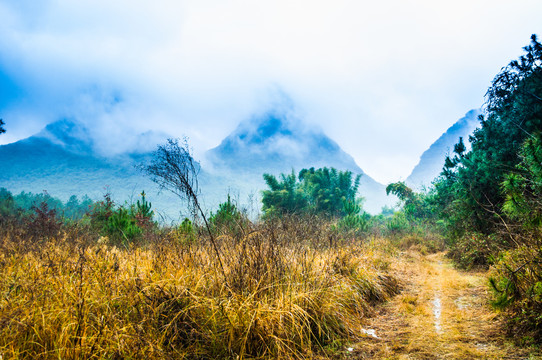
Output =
[
  {"x1": 0, "y1": 226, "x2": 399, "y2": 359},
  {"x1": 1, "y1": 221, "x2": 538, "y2": 360}
]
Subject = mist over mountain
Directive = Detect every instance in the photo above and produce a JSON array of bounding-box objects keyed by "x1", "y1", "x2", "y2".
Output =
[
  {"x1": 2, "y1": 109, "x2": 484, "y2": 218},
  {"x1": 1, "y1": 109, "x2": 397, "y2": 217},
  {"x1": 206, "y1": 111, "x2": 394, "y2": 214},
  {"x1": 36, "y1": 119, "x2": 94, "y2": 155},
  {"x1": 406, "y1": 109, "x2": 481, "y2": 189},
  {"x1": 0, "y1": 119, "x2": 183, "y2": 220}
]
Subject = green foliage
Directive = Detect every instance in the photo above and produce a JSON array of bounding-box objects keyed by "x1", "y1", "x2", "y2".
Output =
[
  {"x1": 489, "y1": 246, "x2": 542, "y2": 339},
  {"x1": 385, "y1": 211, "x2": 411, "y2": 235},
  {"x1": 386, "y1": 182, "x2": 415, "y2": 202},
  {"x1": 0, "y1": 118, "x2": 5, "y2": 135},
  {"x1": 261, "y1": 171, "x2": 307, "y2": 216},
  {"x1": 64, "y1": 194, "x2": 93, "y2": 221},
  {"x1": 175, "y1": 217, "x2": 197, "y2": 244},
  {"x1": 89, "y1": 191, "x2": 154, "y2": 245},
  {"x1": 435, "y1": 34, "x2": 542, "y2": 241},
  {"x1": 0, "y1": 188, "x2": 20, "y2": 223},
  {"x1": 262, "y1": 167, "x2": 362, "y2": 218},
  {"x1": 299, "y1": 167, "x2": 361, "y2": 217},
  {"x1": 488, "y1": 134, "x2": 542, "y2": 337},
  {"x1": 0, "y1": 188, "x2": 93, "y2": 224},
  {"x1": 13, "y1": 191, "x2": 64, "y2": 216},
  {"x1": 447, "y1": 232, "x2": 505, "y2": 269},
  {"x1": 135, "y1": 191, "x2": 154, "y2": 228},
  {"x1": 136, "y1": 191, "x2": 154, "y2": 219},
  {"x1": 336, "y1": 200, "x2": 370, "y2": 234},
  {"x1": 383, "y1": 183, "x2": 441, "y2": 244},
  {"x1": 209, "y1": 194, "x2": 244, "y2": 236},
  {"x1": 502, "y1": 134, "x2": 542, "y2": 228},
  {"x1": 386, "y1": 182, "x2": 434, "y2": 221},
  {"x1": 107, "y1": 206, "x2": 142, "y2": 242},
  {"x1": 430, "y1": 35, "x2": 542, "y2": 339}
]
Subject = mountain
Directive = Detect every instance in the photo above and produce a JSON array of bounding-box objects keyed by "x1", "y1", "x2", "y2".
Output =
[
  {"x1": 1, "y1": 113, "x2": 394, "y2": 219},
  {"x1": 206, "y1": 111, "x2": 394, "y2": 214},
  {"x1": 0, "y1": 119, "x2": 182, "y2": 220},
  {"x1": 406, "y1": 109, "x2": 481, "y2": 189}
]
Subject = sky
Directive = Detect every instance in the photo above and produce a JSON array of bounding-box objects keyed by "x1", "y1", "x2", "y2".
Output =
[{"x1": 0, "y1": 0, "x2": 541, "y2": 184}]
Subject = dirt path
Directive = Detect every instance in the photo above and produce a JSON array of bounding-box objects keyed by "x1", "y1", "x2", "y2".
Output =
[{"x1": 349, "y1": 252, "x2": 540, "y2": 359}]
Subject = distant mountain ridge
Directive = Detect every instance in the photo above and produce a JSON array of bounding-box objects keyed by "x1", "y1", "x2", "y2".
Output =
[
  {"x1": 0, "y1": 108, "x2": 483, "y2": 219},
  {"x1": 0, "y1": 111, "x2": 395, "y2": 217},
  {"x1": 206, "y1": 111, "x2": 393, "y2": 213},
  {"x1": 0, "y1": 119, "x2": 180, "y2": 218},
  {"x1": 208, "y1": 112, "x2": 363, "y2": 173},
  {"x1": 36, "y1": 119, "x2": 94, "y2": 155},
  {"x1": 406, "y1": 109, "x2": 481, "y2": 189}
]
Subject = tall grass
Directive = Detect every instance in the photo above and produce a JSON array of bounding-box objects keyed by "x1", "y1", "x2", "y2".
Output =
[{"x1": 0, "y1": 215, "x2": 399, "y2": 359}]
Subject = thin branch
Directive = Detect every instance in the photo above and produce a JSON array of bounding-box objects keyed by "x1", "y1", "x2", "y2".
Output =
[{"x1": 141, "y1": 138, "x2": 230, "y2": 289}]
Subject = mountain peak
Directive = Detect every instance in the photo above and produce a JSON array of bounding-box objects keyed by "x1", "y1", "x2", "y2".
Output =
[
  {"x1": 232, "y1": 110, "x2": 309, "y2": 145},
  {"x1": 406, "y1": 109, "x2": 481, "y2": 189},
  {"x1": 36, "y1": 119, "x2": 93, "y2": 155},
  {"x1": 207, "y1": 110, "x2": 356, "y2": 173},
  {"x1": 204, "y1": 109, "x2": 395, "y2": 213},
  {"x1": 239, "y1": 114, "x2": 294, "y2": 143}
]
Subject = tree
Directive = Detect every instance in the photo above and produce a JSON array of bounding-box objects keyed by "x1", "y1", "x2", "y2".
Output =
[
  {"x1": 0, "y1": 119, "x2": 5, "y2": 135},
  {"x1": 0, "y1": 188, "x2": 19, "y2": 223},
  {"x1": 429, "y1": 35, "x2": 542, "y2": 337},
  {"x1": 386, "y1": 182, "x2": 434, "y2": 221},
  {"x1": 261, "y1": 167, "x2": 362, "y2": 217},
  {"x1": 209, "y1": 194, "x2": 243, "y2": 236},
  {"x1": 261, "y1": 171, "x2": 307, "y2": 215},
  {"x1": 299, "y1": 167, "x2": 361, "y2": 216},
  {"x1": 502, "y1": 134, "x2": 542, "y2": 229},
  {"x1": 141, "y1": 138, "x2": 227, "y2": 281},
  {"x1": 435, "y1": 34, "x2": 542, "y2": 239}
]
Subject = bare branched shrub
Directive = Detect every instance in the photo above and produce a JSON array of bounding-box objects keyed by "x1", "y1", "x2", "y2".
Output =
[
  {"x1": 24, "y1": 201, "x2": 62, "y2": 242},
  {"x1": 140, "y1": 138, "x2": 228, "y2": 284}
]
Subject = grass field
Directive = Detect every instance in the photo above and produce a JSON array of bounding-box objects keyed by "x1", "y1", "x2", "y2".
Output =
[
  {"x1": 1, "y1": 217, "x2": 539, "y2": 359},
  {"x1": 0, "y1": 218, "x2": 401, "y2": 359}
]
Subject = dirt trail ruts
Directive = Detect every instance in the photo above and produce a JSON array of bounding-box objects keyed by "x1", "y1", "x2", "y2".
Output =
[{"x1": 350, "y1": 252, "x2": 540, "y2": 359}]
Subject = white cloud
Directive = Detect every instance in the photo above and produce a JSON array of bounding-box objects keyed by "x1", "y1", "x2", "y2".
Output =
[{"x1": 0, "y1": 0, "x2": 541, "y2": 183}]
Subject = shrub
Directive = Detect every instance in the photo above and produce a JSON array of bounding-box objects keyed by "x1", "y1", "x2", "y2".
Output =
[
  {"x1": 89, "y1": 192, "x2": 154, "y2": 245},
  {"x1": 335, "y1": 200, "x2": 370, "y2": 235},
  {"x1": 24, "y1": 201, "x2": 63, "y2": 242},
  {"x1": 385, "y1": 211, "x2": 410, "y2": 236},
  {"x1": 489, "y1": 245, "x2": 542, "y2": 342},
  {"x1": 447, "y1": 232, "x2": 505, "y2": 269},
  {"x1": 171, "y1": 218, "x2": 197, "y2": 244},
  {"x1": 209, "y1": 194, "x2": 244, "y2": 237}
]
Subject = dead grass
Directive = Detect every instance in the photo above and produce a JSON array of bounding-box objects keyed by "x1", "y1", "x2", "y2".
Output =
[
  {"x1": 0, "y1": 221, "x2": 399, "y2": 359},
  {"x1": 1, "y1": 217, "x2": 538, "y2": 359}
]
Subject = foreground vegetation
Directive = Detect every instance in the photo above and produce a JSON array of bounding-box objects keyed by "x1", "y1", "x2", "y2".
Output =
[{"x1": 0, "y1": 213, "x2": 406, "y2": 359}]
